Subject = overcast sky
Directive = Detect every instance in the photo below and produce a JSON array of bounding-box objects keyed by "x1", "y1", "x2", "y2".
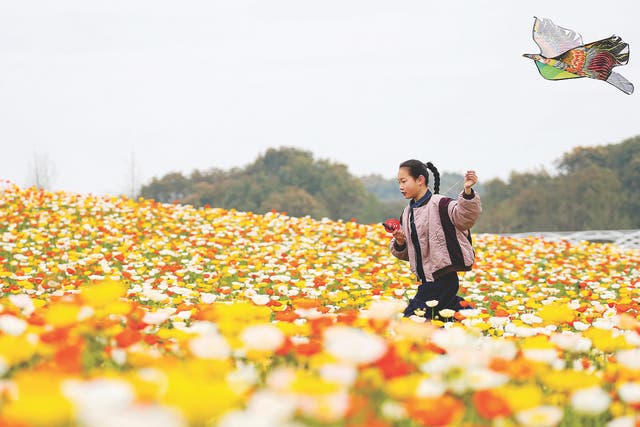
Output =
[{"x1": 1, "y1": 1, "x2": 639, "y2": 195}]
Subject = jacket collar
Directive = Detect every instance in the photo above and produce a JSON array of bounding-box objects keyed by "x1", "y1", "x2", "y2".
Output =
[{"x1": 410, "y1": 189, "x2": 432, "y2": 209}]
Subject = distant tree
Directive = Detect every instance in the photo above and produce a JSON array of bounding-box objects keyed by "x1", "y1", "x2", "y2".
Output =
[
  {"x1": 258, "y1": 186, "x2": 329, "y2": 218},
  {"x1": 123, "y1": 150, "x2": 141, "y2": 199},
  {"x1": 557, "y1": 136, "x2": 640, "y2": 227},
  {"x1": 141, "y1": 147, "x2": 386, "y2": 222},
  {"x1": 27, "y1": 152, "x2": 57, "y2": 190},
  {"x1": 140, "y1": 172, "x2": 191, "y2": 203}
]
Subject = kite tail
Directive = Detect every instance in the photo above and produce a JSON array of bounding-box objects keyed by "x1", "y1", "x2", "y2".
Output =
[{"x1": 606, "y1": 71, "x2": 634, "y2": 95}]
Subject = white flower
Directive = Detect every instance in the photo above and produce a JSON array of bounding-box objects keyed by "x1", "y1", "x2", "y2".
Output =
[
  {"x1": 550, "y1": 332, "x2": 592, "y2": 353},
  {"x1": 227, "y1": 363, "x2": 259, "y2": 394},
  {"x1": 416, "y1": 378, "x2": 446, "y2": 397},
  {"x1": 617, "y1": 382, "x2": 640, "y2": 404},
  {"x1": 188, "y1": 333, "x2": 231, "y2": 359},
  {"x1": 426, "y1": 300, "x2": 439, "y2": 308},
  {"x1": 142, "y1": 310, "x2": 172, "y2": 325},
  {"x1": 0, "y1": 315, "x2": 27, "y2": 336},
  {"x1": 240, "y1": 324, "x2": 285, "y2": 352},
  {"x1": 617, "y1": 349, "x2": 640, "y2": 370},
  {"x1": 606, "y1": 416, "x2": 636, "y2": 427},
  {"x1": 458, "y1": 308, "x2": 481, "y2": 318},
  {"x1": 431, "y1": 327, "x2": 476, "y2": 351},
  {"x1": 141, "y1": 288, "x2": 169, "y2": 302},
  {"x1": 380, "y1": 400, "x2": 407, "y2": 420},
  {"x1": 477, "y1": 337, "x2": 518, "y2": 361},
  {"x1": 251, "y1": 294, "x2": 270, "y2": 306},
  {"x1": 62, "y1": 378, "x2": 135, "y2": 413},
  {"x1": 420, "y1": 355, "x2": 454, "y2": 375},
  {"x1": 365, "y1": 300, "x2": 407, "y2": 320},
  {"x1": 77, "y1": 306, "x2": 95, "y2": 321},
  {"x1": 439, "y1": 309, "x2": 455, "y2": 318},
  {"x1": 200, "y1": 292, "x2": 217, "y2": 304},
  {"x1": 319, "y1": 363, "x2": 357, "y2": 386},
  {"x1": 489, "y1": 316, "x2": 510, "y2": 327},
  {"x1": 515, "y1": 405, "x2": 564, "y2": 427},
  {"x1": 266, "y1": 367, "x2": 296, "y2": 392},
  {"x1": 408, "y1": 315, "x2": 427, "y2": 323},
  {"x1": 323, "y1": 326, "x2": 387, "y2": 365},
  {"x1": 297, "y1": 391, "x2": 350, "y2": 422},
  {"x1": 246, "y1": 390, "x2": 297, "y2": 423},
  {"x1": 522, "y1": 349, "x2": 559, "y2": 365},
  {"x1": 592, "y1": 319, "x2": 615, "y2": 330},
  {"x1": 79, "y1": 404, "x2": 186, "y2": 427},
  {"x1": 572, "y1": 321, "x2": 590, "y2": 331},
  {"x1": 9, "y1": 294, "x2": 34, "y2": 315},
  {"x1": 521, "y1": 313, "x2": 543, "y2": 325},
  {"x1": 463, "y1": 368, "x2": 508, "y2": 392},
  {"x1": 570, "y1": 386, "x2": 610, "y2": 415}
]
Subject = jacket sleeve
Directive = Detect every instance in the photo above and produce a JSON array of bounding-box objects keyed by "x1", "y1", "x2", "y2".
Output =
[
  {"x1": 448, "y1": 189, "x2": 482, "y2": 231},
  {"x1": 390, "y1": 239, "x2": 409, "y2": 261}
]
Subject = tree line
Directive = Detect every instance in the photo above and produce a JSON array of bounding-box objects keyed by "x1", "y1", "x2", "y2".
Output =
[
  {"x1": 140, "y1": 136, "x2": 639, "y2": 232},
  {"x1": 474, "y1": 135, "x2": 639, "y2": 232},
  {"x1": 140, "y1": 147, "x2": 395, "y2": 224}
]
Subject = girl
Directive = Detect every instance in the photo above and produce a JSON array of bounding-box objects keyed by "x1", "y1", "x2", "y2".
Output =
[{"x1": 390, "y1": 160, "x2": 481, "y2": 319}]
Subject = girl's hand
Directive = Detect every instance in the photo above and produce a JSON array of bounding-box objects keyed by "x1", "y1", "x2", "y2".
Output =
[
  {"x1": 464, "y1": 170, "x2": 478, "y2": 192},
  {"x1": 393, "y1": 229, "x2": 406, "y2": 246}
]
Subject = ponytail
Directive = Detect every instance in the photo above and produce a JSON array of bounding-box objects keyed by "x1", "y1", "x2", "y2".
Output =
[{"x1": 425, "y1": 162, "x2": 440, "y2": 194}]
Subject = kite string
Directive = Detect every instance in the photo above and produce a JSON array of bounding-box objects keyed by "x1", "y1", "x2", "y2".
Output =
[{"x1": 441, "y1": 180, "x2": 464, "y2": 197}]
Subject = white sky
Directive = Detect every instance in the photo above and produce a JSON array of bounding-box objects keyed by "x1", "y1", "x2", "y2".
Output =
[{"x1": 1, "y1": 0, "x2": 639, "y2": 195}]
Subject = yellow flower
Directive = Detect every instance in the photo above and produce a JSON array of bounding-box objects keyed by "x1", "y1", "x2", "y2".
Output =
[
  {"x1": 4, "y1": 372, "x2": 73, "y2": 426},
  {"x1": 384, "y1": 374, "x2": 422, "y2": 400},
  {"x1": 0, "y1": 335, "x2": 37, "y2": 365},
  {"x1": 162, "y1": 367, "x2": 242, "y2": 423},
  {"x1": 290, "y1": 370, "x2": 341, "y2": 395},
  {"x1": 520, "y1": 335, "x2": 555, "y2": 349},
  {"x1": 81, "y1": 279, "x2": 127, "y2": 307},
  {"x1": 497, "y1": 383, "x2": 543, "y2": 411},
  {"x1": 44, "y1": 303, "x2": 81, "y2": 327},
  {"x1": 537, "y1": 302, "x2": 574, "y2": 324},
  {"x1": 541, "y1": 370, "x2": 600, "y2": 392},
  {"x1": 585, "y1": 328, "x2": 633, "y2": 353}
]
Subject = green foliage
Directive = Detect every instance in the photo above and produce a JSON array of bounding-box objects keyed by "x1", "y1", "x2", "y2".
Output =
[
  {"x1": 475, "y1": 136, "x2": 639, "y2": 232},
  {"x1": 140, "y1": 147, "x2": 387, "y2": 223}
]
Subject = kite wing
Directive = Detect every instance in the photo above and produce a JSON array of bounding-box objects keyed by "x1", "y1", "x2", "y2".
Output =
[{"x1": 533, "y1": 17, "x2": 584, "y2": 57}]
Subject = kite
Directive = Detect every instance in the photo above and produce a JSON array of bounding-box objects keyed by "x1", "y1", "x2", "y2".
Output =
[{"x1": 523, "y1": 17, "x2": 634, "y2": 94}]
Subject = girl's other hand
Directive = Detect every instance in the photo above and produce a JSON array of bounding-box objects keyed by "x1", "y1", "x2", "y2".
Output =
[{"x1": 393, "y1": 229, "x2": 406, "y2": 246}]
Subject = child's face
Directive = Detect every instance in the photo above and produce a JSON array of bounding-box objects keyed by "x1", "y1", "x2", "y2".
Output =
[{"x1": 397, "y1": 167, "x2": 424, "y2": 200}]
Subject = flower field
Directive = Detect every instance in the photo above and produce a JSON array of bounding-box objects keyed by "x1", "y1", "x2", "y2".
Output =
[{"x1": 0, "y1": 182, "x2": 639, "y2": 427}]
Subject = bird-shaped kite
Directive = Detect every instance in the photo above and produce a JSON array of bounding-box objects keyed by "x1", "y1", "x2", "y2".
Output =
[{"x1": 523, "y1": 17, "x2": 634, "y2": 94}]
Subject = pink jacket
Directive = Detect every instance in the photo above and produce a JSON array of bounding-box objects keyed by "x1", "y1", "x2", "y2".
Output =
[{"x1": 390, "y1": 190, "x2": 482, "y2": 282}]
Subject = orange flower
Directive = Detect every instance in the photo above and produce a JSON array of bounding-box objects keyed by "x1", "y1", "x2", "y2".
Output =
[
  {"x1": 406, "y1": 395, "x2": 465, "y2": 427},
  {"x1": 54, "y1": 342, "x2": 84, "y2": 373},
  {"x1": 373, "y1": 346, "x2": 416, "y2": 380},
  {"x1": 472, "y1": 389, "x2": 511, "y2": 420},
  {"x1": 294, "y1": 339, "x2": 323, "y2": 357},
  {"x1": 114, "y1": 328, "x2": 142, "y2": 347}
]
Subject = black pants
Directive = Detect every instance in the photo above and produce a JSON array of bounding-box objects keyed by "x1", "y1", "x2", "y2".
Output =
[{"x1": 403, "y1": 271, "x2": 466, "y2": 318}]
